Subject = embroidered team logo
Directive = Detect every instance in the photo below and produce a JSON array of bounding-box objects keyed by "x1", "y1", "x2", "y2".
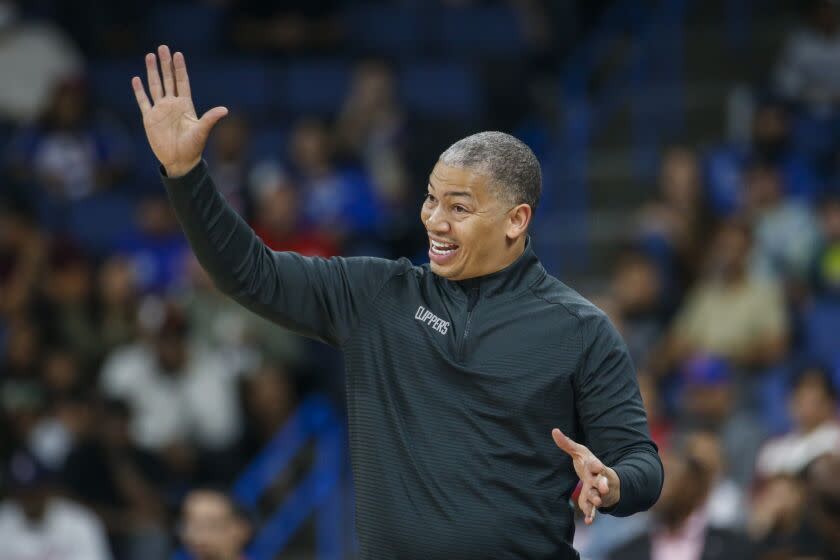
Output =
[{"x1": 415, "y1": 305, "x2": 450, "y2": 335}]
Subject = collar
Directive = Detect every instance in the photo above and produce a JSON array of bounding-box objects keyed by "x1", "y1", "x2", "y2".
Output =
[{"x1": 438, "y1": 236, "x2": 545, "y2": 301}]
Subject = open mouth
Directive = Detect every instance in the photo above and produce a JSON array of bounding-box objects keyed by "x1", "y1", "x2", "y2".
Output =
[{"x1": 430, "y1": 239, "x2": 459, "y2": 255}]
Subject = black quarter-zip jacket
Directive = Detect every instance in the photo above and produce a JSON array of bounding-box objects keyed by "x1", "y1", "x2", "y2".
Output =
[{"x1": 163, "y1": 161, "x2": 663, "y2": 560}]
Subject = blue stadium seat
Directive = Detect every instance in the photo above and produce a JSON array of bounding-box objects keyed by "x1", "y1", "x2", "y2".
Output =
[
  {"x1": 250, "y1": 126, "x2": 288, "y2": 162},
  {"x1": 437, "y1": 5, "x2": 527, "y2": 58},
  {"x1": 90, "y1": 58, "x2": 272, "y2": 118},
  {"x1": 147, "y1": 2, "x2": 224, "y2": 55},
  {"x1": 187, "y1": 60, "x2": 271, "y2": 117},
  {"x1": 65, "y1": 193, "x2": 137, "y2": 255},
  {"x1": 399, "y1": 63, "x2": 482, "y2": 119},
  {"x1": 280, "y1": 61, "x2": 352, "y2": 117},
  {"x1": 89, "y1": 59, "x2": 146, "y2": 116},
  {"x1": 803, "y1": 298, "x2": 840, "y2": 364},
  {"x1": 343, "y1": 4, "x2": 423, "y2": 56}
]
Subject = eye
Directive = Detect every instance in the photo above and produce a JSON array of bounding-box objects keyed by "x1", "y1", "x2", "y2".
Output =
[
  {"x1": 453, "y1": 205, "x2": 467, "y2": 214},
  {"x1": 424, "y1": 193, "x2": 436, "y2": 204}
]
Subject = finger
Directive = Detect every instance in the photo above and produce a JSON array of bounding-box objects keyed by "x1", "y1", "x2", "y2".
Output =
[
  {"x1": 584, "y1": 455, "x2": 605, "y2": 477},
  {"x1": 145, "y1": 53, "x2": 163, "y2": 101},
  {"x1": 131, "y1": 76, "x2": 151, "y2": 114},
  {"x1": 197, "y1": 106, "x2": 229, "y2": 138},
  {"x1": 173, "y1": 51, "x2": 191, "y2": 99},
  {"x1": 579, "y1": 493, "x2": 597, "y2": 525},
  {"x1": 158, "y1": 45, "x2": 175, "y2": 96},
  {"x1": 596, "y1": 473, "x2": 610, "y2": 495},
  {"x1": 551, "y1": 428, "x2": 582, "y2": 456},
  {"x1": 587, "y1": 487, "x2": 603, "y2": 507}
]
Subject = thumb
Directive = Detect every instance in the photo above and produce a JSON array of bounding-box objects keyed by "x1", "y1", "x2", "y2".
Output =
[
  {"x1": 197, "y1": 106, "x2": 229, "y2": 137},
  {"x1": 552, "y1": 428, "x2": 580, "y2": 456}
]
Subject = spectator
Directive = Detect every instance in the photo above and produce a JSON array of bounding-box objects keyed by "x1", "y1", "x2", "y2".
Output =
[
  {"x1": 180, "y1": 488, "x2": 251, "y2": 560},
  {"x1": 752, "y1": 454, "x2": 840, "y2": 559},
  {"x1": 335, "y1": 60, "x2": 409, "y2": 211},
  {"x1": 796, "y1": 453, "x2": 840, "y2": 556},
  {"x1": 1, "y1": 375, "x2": 46, "y2": 456},
  {"x1": 99, "y1": 302, "x2": 242, "y2": 454},
  {"x1": 776, "y1": 0, "x2": 840, "y2": 114},
  {"x1": 249, "y1": 166, "x2": 338, "y2": 258},
  {"x1": 705, "y1": 98, "x2": 820, "y2": 214},
  {"x1": 62, "y1": 397, "x2": 170, "y2": 560},
  {"x1": 205, "y1": 114, "x2": 252, "y2": 217},
  {"x1": 637, "y1": 145, "x2": 711, "y2": 302},
  {"x1": 684, "y1": 430, "x2": 746, "y2": 530},
  {"x1": 114, "y1": 194, "x2": 190, "y2": 295},
  {"x1": 810, "y1": 194, "x2": 840, "y2": 298},
  {"x1": 607, "y1": 249, "x2": 667, "y2": 367},
  {"x1": 0, "y1": 189, "x2": 47, "y2": 318},
  {"x1": 676, "y1": 355, "x2": 767, "y2": 488},
  {"x1": 755, "y1": 364, "x2": 840, "y2": 480},
  {"x1": 0, "y1": 314, "x2": 42, "y2": 380},
  {"x1": 748, "y1": 473, "x2": 807, "y2": 558},
  {"x1": 288, "y1": 117, "x2": 381, "y2": 250},
  {"x1": 35, "y1": 241, "x2": 101, "y2": 367},
  {"x1": 743, "y1": 162, "x2": 820, "y2": 284},
  {"x1": 41, "y1": 345, "x2": 84, "y2": 398},
  {"x1": 180, "y1": 255, "x2": 305, "y2": 370},
  {"x1": 5, "y1": 77, "x2": 132, "y2": 201},
  {"x1": 655, "y1": 219, "x2": 789, "y2": 373},
  {"x1": 607, "y1": 448, "x2": 752, "y2": 560},
  {"x1": 237, "y1": 362, "x2": 297, "y2": 461},
  {"x1": 0, "y1": 449, "x2": 111, "y2": 560},
  {"x1": 0, "y1": 0, "x2": 83, "y2": 124},
  {"x1": 95, "y1": 255, "x2": 140, "y2": 354}
]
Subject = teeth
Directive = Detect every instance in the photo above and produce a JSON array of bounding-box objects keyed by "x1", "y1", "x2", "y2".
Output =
[{"x1": 430, "y1": 239, "x2": 458, "y2": 255}]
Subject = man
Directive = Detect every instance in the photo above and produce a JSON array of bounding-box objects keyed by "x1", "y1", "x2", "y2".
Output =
[
  {"x1": 0, "y1": 449, "x2": 111, "y2": 560},
  {"x1": 607, "y1": 448, "x2": 751, "y2": 560},
  {"x1": 180, "y1": 489, "x2": 251, "y2": 560},
  {"x1": 132, "y1": 45, "x2": 663, "y2": 559},
  {"x1": 755, "y1": 363, "x2": 840, "y2": 479},
  {"x1": 656, "y1": 219, "x2": 789, "y2": 373}
]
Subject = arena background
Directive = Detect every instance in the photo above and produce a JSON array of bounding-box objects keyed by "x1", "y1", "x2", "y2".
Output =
[{"x1": 1, "y1": 0, "x2": 839, "y2": 559}]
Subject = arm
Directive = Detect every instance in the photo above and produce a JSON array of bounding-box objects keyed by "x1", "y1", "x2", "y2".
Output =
[
  {"x1": 163, "y1": 160, "x2": 406, "y2": 346},
  {"x1": 575, "y1": 314, "x2": 663, "y2": 517},
  {"x1": 554, "y1": 313, "x2": 663, "y2": 523},
  {"x1": 133, "y1": 46, "x2": 407, "y2": 346}
]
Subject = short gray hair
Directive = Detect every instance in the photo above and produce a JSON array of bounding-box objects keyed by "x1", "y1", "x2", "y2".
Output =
[{"x1": 439, "y1": 131, "x2": 542, "y2": 213}]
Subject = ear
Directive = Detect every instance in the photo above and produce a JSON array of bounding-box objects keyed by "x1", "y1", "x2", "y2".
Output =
[{"x1": 506, "y1": 203, "x2": 532, "y2": 240}]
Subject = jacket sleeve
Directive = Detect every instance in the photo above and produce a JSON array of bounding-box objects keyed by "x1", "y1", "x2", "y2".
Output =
[
  {"x1": 573, "y1": 312, "x2": 664, "y2": 517},
  {"x1": 162, "y1": 160, "x2": 410, "y2": 348}
]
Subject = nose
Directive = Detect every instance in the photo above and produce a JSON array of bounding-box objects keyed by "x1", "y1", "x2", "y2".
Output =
[{"x1": 423, "y1": 205, "x2": 450, "y2": 233}]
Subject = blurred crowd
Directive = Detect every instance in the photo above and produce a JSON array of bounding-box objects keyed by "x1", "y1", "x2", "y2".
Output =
[{"x1": 0, "y1": 0, "x2": 839, "y2": 559}]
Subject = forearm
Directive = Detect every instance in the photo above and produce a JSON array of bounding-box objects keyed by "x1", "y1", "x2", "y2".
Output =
[
  {"x1": 162, "y1": 160, "x2": 391, "y2": 345},
  {"x1": 163, "y1": 159, "x2": 264, "y2": 298},
  {"x1": 605, "y1": 446, "x2": 663, "y2": 517}
]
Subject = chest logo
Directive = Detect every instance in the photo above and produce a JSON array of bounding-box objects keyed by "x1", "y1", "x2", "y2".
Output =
[{"x1": 415, "y1": 305, "x2": 450, "y2": 335}]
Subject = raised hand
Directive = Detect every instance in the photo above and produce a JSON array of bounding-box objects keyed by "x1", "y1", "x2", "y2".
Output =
[
  {"x1": 131, "y1": 45, "x2": 228, "y2": 177},
  {"x1": 552, "y1": 428, "x2": 621, "y2": 525}
]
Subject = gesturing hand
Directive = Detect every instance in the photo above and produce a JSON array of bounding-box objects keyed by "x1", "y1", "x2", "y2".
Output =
[
  {"x1": 552, "y1": 428, "x2": 620, "y2": 525},
  {"x1": 131, "y1": 45, "x2": 228, "y2": 178}
]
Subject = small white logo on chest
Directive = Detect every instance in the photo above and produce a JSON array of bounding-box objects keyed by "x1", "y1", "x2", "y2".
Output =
[{"x1": 415, "y1": 305, "x2": 450, "y2": 335}]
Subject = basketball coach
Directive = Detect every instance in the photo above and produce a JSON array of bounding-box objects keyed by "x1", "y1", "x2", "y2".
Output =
[{"x1": 132, "y1": 45, "x2": 663, "y2": 560}]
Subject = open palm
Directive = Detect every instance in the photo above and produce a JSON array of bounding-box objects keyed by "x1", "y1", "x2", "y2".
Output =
[{"x1": 132, "y1": 45, "x2": 228, "y2": 177}]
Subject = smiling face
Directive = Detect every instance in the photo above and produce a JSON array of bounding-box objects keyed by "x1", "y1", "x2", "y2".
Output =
[{"x1": 420, "y1": 162, "x2": 530, "y2": 280}]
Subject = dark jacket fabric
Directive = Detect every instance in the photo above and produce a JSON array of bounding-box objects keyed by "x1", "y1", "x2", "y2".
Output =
[{"x1": 162, "y1": 161, "x2": 663, "y2": 560}]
